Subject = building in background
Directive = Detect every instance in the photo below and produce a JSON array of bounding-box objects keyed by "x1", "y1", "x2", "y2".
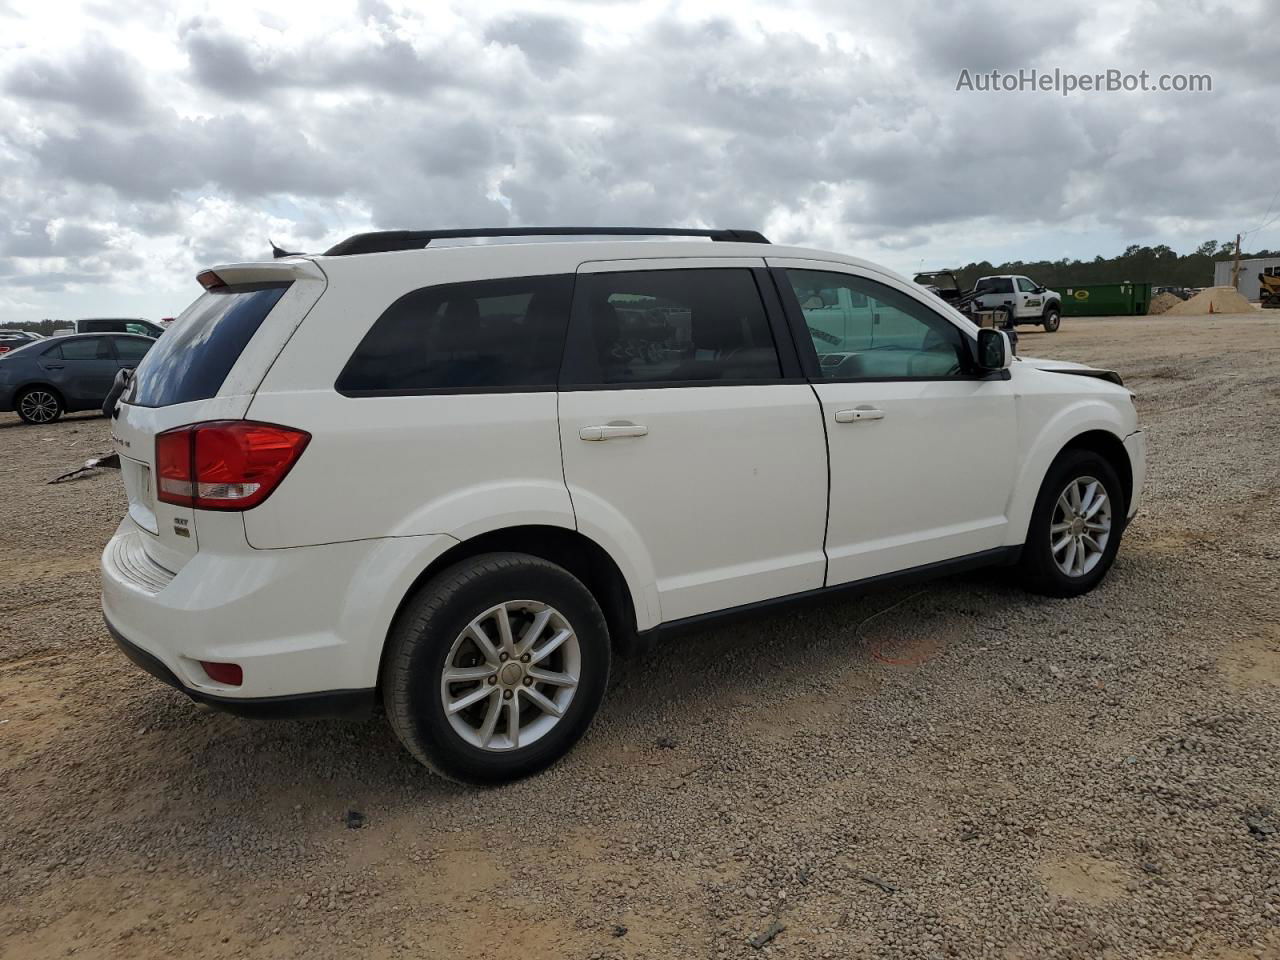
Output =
[{"x1": 1214, "y1": 257, "x2": 1280, "y2": 301}]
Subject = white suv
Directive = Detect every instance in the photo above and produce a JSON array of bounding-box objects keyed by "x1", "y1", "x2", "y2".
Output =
[{"x1": 101, "y1": 227, "x2": 1145, "y2": 783}]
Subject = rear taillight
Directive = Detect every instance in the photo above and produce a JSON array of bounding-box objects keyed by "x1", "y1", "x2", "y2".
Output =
[
  {"x1": 155, "y1": 421, "x2": 310, "y2": 511},
  {"x1": 0, "y1": 345, "x2": 10, "y2": 354}
]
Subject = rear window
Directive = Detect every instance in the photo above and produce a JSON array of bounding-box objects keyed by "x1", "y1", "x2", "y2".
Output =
[
  {"x1": 128, "y1": 284, "x2": 290, "y2": 407},
  {"x1": 336, "y1": 274, "x2": 573, "y2": 395}
]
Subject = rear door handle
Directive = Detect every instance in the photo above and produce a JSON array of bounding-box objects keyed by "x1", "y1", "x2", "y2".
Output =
[
  {"x1": 579, "y1": 422, "x2": 648, "y2": 441},
  {"x1": 834, "y1": 407, "x2": 884, "y2": 423},
  {"x1": 44, "y1": 364, "x2": 65, "y2": 370}
]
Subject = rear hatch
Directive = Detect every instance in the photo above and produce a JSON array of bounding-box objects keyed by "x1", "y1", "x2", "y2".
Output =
[{"x1": 112, "y1": 260, "x2": 326, "y2": 572}]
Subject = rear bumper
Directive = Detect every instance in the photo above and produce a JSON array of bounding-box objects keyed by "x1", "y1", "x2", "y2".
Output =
[
  {"x1": 1124, "y1": 429, "x2": 1146, "y2": 519},
  {"x1": 100, "y1": 516, "x2": 457, "y2": 706},
  {"x1": 107, "y1": 618, "x2": 376, "y2": 719}
]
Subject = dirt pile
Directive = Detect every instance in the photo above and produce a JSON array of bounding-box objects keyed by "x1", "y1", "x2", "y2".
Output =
[
  {"x1": 1166, "y1": 285, "x2": 1258, "y2": 315},
  {"x1": 1147, "y1": 291, "x2": 1182, "y2": 315}
]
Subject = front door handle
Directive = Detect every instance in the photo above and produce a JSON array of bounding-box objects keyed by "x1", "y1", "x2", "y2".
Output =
[
  {"x1": 834, "y1": 407, "x2": 885, "y2": 424},
  {"x1": 579, "y1": 422, "x2": 648, "y2": 441},
  {"x1": 44, "y1": 364, "x2": 65, "y2": 370}
]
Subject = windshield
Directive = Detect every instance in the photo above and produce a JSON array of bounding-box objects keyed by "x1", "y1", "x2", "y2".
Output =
[{"x1": 127, "y1": 283, "x2": 290, "y2": 407}]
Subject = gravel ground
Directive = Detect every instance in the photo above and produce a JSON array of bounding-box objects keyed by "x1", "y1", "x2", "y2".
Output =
[{"x1": 2, "y1": 313, "x2": 1278, "y2": 960}]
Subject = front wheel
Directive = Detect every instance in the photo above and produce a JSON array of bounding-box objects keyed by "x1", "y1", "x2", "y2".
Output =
[
  {"x1": 382, "y1": 552, "x2": 611, "y2": 784},
  {"x1": 16, "y1": 387, "x2": 63, "y2": 424},
  {"x1": 1042, "y1": 306, "x2": 1061, "y2": 332},
  {"x1": 1018, "y1": 449, "x2": 1125, "y2": 597}
]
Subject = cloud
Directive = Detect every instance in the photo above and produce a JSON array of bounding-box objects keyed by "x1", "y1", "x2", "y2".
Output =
[
  {"x1": 4, "y1": 37, "x2": 150, "y2": 120},
  {"x1": 0, "y1": 0, "x2": 1275, "y2": 323},
  {"x1": 485, "y1": 13, "x2": 584, "y2": 69}
]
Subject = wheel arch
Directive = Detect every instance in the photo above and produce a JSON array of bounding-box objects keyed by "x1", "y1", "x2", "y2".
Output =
[
  {"x1": 16, "y1": 380, "x2": 65, "y2": 401},
  {"x1": 1060, "y1": 429, "x2": 1133, "y2": 513},
  {"x1": 1005, "y1": 397, "x2": 1135, "y2": 546},
  {"x1": 377, "y1": 525, "x2": 643, "y2": 691}
]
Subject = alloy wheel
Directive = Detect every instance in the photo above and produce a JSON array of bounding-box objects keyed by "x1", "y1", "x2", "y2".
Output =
[
  {"x1": 1050, "y1": 475, "x2": 1112, "y2": 577},
  {"x1": 439, "y1": 600, "x2": 580, "y2": 751},
  {"x1": 19, "y1": 390, "x2": 59, "y2": 423}
]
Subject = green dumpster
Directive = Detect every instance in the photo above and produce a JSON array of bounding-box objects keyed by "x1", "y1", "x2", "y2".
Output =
[{"x1": 1060, "y1": 282, "x2": 1153, "y2": 316}]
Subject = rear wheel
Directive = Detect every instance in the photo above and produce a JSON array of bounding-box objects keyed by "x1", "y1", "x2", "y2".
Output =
[
  {"x1": 1042, "y1": 305, "x2": 1061, "y2": 332},
  {"x1": 382, "y1": 552, "x2": 610, "y2": 784},
  {"x1": 1018, "y1": 449, "x2": 1125, "y2": 597},
  {"x1": 16, "y1": 387, "x2": 63, "y2": 424}
]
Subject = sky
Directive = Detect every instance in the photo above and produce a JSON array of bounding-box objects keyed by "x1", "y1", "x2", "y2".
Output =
[{"x1": 0, "y1": 0, "x2": 1275, "y2": 323}]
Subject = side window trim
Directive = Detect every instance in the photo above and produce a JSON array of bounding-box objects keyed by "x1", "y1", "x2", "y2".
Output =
[
  {"x1": 558, "y1": 264, "x2": 801, "y2": 390},
  {"x1": 768, "y1": 265, "x2": 985, "y2": 383}
]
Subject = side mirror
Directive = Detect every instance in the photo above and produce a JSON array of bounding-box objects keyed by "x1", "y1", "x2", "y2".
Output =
[
  {"x1": 976, "y1": 328, "x2": 1012, "y2": 370},
  {"x1": 1034, "y1": 285, "x2": 1046, "y2": 294}
]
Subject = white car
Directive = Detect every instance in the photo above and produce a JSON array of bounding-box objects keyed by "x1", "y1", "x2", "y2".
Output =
[
  {"x1": 102, "y1": 227, "x2": 1145, "y2": 783},
  {"x1": 972, "y1": 275, "x2": 1063, "y2": 331},
  {"x1": 54, "y1": 318, "x2": 166, "y2": 338}
]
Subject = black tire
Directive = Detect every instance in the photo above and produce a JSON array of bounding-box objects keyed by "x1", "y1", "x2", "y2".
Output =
[
  {"x1": 382, "y1": 552, "x2": 611, "y2": 784},
  {"x1": 1018, "y1": 448, "x2": 1125, "y2": 598},
  {"x1": 1042, "y1": 304, "x2": 1062, "y2": 332},
  {"x1": 15, "y1": 386, "x2": 64, "y2": 424}
]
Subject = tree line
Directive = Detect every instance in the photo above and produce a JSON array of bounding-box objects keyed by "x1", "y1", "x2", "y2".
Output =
[
  {"x1": 952, "y1": 241, "x2": 1277, "y2": 290},
  {"x1": 6, "y1": 240, "x2": 1275, "y2": 331},
  {"x1": 3, "y1": 318, "x2": 72, "y2": 335}
]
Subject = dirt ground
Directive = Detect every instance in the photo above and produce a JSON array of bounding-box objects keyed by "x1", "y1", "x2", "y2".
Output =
[{"x1": 2, "y1": 313, "x2": 1279, "y2": 960}]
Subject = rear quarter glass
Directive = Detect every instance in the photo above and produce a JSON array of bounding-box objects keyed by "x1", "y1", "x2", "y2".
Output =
[{"x1": 128, "y1": 283, "x2": 290, "y2": 407}]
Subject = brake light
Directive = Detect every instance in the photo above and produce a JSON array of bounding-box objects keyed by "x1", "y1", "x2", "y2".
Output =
[
  {"x1": 155, "y1": 421, "x2": 310, "y2": 511},
  {"x1": 196, "y1": 270, "x2": 226, "y2": 291}
]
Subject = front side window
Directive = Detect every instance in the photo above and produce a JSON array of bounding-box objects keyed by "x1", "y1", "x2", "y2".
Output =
[
  {"x1": 337, "y1": 274, "x2": 573, "y2": 394},
  {"x1": 1016, "y1": 278, "x2": 1037, "y2": 293},
  {"x1": 565, "y1": 269, "x2": 781, "y2": 385},
  {"x1": 785, "y1": 269, "x2": 970, "y2": 379}
]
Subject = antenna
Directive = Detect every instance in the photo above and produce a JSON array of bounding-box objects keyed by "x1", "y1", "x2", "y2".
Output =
[{"x1": 270, "y1": 239, "x2": 302, "y2": 259}]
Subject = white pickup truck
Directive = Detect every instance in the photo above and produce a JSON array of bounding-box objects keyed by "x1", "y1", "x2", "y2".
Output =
[{"x1": 973, "y1": 276, "x2": 1063, "y2": 332}]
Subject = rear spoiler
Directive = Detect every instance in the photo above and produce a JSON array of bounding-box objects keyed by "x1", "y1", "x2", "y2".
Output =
[{"x1": 197, "y1": 259, "x2": 326, "y2": 289}]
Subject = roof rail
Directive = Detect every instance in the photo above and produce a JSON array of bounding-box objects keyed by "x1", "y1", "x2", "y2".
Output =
[{"x1": 322, "y1": 227, "x2": 770, "y2": 257}]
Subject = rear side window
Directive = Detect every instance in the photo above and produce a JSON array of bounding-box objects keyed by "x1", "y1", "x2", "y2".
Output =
[
  {"x1": 54, "y1": 338, "x2": 113, "y2": 360},
  {"x1": 336, "y1": 274, "x2": 574, "y2": 395},
  {"x1": 128, "y1": 284, "x2": 289, "y2": 407},
  {"x1": 976, "y1": 278, "x2": 1014, "y2": 294},
  {"x1": 564, "y1": 269, "x2": 781, "y2": 385}
]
